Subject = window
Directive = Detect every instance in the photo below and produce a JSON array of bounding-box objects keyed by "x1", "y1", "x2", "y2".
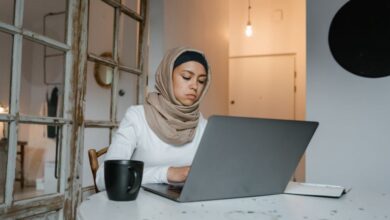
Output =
[
  {"x1": 0, "y1": 0, "x2": 70, "y2": 217},
  {"x1": 82, "y1": 0, "x2": 147, "y2": 190},
  {"x1": 0, "y1": 0, "x2": 148, "y2": 218}
]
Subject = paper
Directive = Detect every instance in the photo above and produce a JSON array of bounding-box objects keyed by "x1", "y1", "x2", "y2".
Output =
[{"x1": 284, "y1": 181, "x2": 348, "y2": 198}]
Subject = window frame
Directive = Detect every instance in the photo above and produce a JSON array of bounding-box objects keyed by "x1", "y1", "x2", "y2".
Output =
[{"x1": 0, "y1": 0, "x2": 148, "y2": 218}]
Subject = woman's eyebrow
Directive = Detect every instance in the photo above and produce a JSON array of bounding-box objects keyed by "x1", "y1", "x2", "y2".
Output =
[
  {"x1": 182, "y1": 70, "x2": 195, "y2": 75},
  {"x1": 183, "y1": 69, "x2": 207, "y2": 77}
]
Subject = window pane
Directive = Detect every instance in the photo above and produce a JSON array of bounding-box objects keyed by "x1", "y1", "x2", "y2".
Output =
[
  {"x1": 0, "y1": 131, "x2": 9, "y2": 203},
  {"x1": 23, "y1": 0, "x2": 66, "y2": 43},
  {"x1": 44, "y1": 12, "x2": 66, "y2": 43},
  {"x1": 118, "y1": 15, "x2": 140, "y2": 69},
  {"x1": 0, "y1": 120, "x2": 8, "y2": 140},
  {"x1": 0, "y1": 0, "x2": 14, "y2": 24},
  {"x1": 82, "y1": 128, "x2": 110, "y2": 187},
  {"x1": 14, "y1": 124, "x2": 61, "y2": 201},
  {"x1": 85, "y1": 61, "x2": 111, "y2": 121},
  {"x1": 122, "y1": 0, "x2": 141, "y2": 15},
  {"x1": 20, "y1": 39, "x2": 64, "y2": 117},
  {"x1": 0, "y1": 32, "x2": 13, "y2": 110},
  {"x1": 117, "y1": 71, "x2": 138, "y2": 121},
  {"x1": 88, "y1": 0, "x2": 114, "y2": 55}
]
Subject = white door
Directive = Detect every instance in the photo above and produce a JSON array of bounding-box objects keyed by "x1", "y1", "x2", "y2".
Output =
[
  {"x1": 229, "y1": 55, "x2": 295, "y2": 120},
  {"x1": 229, "y1": 54, "x2": 304, "y2": 181}
]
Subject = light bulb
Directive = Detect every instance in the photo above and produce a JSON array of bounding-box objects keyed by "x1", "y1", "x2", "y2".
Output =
[{"x1": 245, "y1": 24, "x2": 253, "y2": 37}]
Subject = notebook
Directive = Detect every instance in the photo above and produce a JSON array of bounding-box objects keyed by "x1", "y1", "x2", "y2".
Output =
[
  {"x1": 143, "y1": 115, "x2": 319, "y2": 202},
  {"x1": 284, "y1": 181, "x2": 348, "y2": 198}
]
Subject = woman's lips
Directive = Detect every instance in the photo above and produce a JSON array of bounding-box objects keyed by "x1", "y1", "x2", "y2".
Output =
[{"x1": 186, "y1": 94, "x2": 197, "y2": 100}]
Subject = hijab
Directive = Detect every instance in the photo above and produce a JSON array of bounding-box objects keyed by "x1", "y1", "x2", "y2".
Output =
[{"x1": 144, "y1": 47, "x2": 211, "y2": 145}]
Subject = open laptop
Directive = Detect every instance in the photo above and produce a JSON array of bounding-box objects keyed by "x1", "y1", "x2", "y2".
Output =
[{"x1": 143, "y1": 115, "x2": 319, "y2": 202}]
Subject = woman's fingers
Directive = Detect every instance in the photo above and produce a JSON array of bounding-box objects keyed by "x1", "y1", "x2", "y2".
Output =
[{"x1": 167, "y1": 166, "x2": 191, "y2": 183}]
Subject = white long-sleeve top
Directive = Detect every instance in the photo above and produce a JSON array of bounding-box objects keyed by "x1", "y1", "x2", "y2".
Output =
[{"x1": 96, "y1": 105, "x2": 207, "y2": 191}]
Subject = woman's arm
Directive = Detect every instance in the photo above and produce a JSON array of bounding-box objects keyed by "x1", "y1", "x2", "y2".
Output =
[
  {"x1": 96, "y1": 107, "x2": 191, "y2": 189},
  {"x1": 95, "y1": 108, "x2": 139, "y2": 191},
  {"x1": 141, "y1": 166, "x2": 190, "y2": 184}
]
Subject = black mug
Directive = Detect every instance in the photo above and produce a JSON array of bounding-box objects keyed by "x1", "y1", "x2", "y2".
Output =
[{"x1": 104, "y1": 160, "x2": 144, "y2": 201}]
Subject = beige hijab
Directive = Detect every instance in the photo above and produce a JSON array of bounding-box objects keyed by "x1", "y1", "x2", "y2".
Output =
[{"x1": 144, "y1": 47, "x2": 211, "y2": 145}]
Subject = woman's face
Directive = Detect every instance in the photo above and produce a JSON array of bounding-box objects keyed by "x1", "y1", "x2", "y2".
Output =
[{"x1": 172, "y1": 61, "x2": 207, "y2": 106}]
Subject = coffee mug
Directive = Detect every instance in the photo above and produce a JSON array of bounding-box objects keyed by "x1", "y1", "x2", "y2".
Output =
[{"x1": 104, "y1": 160, "x2": 144, "y2": 201}]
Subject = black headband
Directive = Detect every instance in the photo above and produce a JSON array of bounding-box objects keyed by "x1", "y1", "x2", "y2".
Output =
[{"x1": 173, "y1": 51, "x2": 208, "y2": 71}]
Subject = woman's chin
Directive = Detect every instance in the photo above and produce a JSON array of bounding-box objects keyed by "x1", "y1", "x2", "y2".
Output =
[{"x1": 178, "y1": 99, "x2": 196, "y2": 106}]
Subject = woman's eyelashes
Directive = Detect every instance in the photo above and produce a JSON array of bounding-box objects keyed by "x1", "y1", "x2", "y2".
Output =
[
  {"x1": 198, "y1": 78, "x2": 206, "y2": 84},
  {"x1": 181, "y1": 74, "x2": 206, "y2": 84},
  {"x1": 182, "y1": 75, "x2": 191, "y2": 81}
]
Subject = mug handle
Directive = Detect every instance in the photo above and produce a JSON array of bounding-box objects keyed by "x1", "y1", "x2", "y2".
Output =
[{"x1": 127, "y1": 167, "x2": 141, "y2": 194}]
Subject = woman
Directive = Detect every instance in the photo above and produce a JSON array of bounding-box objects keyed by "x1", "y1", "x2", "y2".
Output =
[{"x1": 96, "y1": 47, "x2": 211, "y2": 191}]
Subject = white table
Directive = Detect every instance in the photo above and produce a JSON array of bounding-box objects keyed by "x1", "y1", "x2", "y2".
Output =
[{"x1": 77, "y1": 188, "x2": 390, "y2": 220}]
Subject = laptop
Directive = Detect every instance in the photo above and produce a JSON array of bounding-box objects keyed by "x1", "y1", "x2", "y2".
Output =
[{"x1": 142, "y1": 115, "x2": 319, "y2": 202}]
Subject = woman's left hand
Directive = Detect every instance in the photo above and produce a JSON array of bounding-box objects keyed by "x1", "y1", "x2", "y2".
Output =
[{"x1": 167, "y1": 166, "x2": 191, "y2": 183}]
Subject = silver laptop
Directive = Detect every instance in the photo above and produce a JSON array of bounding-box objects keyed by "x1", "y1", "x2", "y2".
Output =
[{"x1": 142, "y1": 115, "x2": 318, "y2": 202}]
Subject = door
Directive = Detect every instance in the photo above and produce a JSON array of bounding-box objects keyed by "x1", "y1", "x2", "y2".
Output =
[
  {"x1": 229, "y1": 54, "x2": 304, "y2": 181},
  {"x1": 229, "y1": 54, "x2": 296, "y2": 120}
]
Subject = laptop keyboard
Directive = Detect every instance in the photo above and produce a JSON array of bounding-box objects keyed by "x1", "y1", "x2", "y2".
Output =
[{"x1": 168, "y1": 184, "x2": 183, "y2": 193}]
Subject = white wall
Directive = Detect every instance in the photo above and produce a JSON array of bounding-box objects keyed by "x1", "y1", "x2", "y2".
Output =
[
  {"x1": 307, "y1": 0, "x2": 390, "y2": 191},
  {"x1": 148, "y1": 0, "x2": 165, "y2": 93},
  {"x1": 148, "y1": 0, "x2": 229, "y2": 117}
]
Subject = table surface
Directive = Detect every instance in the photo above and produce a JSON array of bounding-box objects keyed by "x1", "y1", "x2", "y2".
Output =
[{"x1": 77, "y1": 188, "x2": 390, "y2": 220}]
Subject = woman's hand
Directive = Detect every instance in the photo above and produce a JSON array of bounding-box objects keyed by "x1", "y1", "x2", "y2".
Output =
[{"x1": 167, "y1": 166, "x2": 190, "y2": 183}]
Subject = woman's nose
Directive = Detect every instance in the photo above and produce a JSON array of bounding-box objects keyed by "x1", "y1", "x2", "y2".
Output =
[{"x1": 190, "y1": 79, "x2": 198, "y2": 91}]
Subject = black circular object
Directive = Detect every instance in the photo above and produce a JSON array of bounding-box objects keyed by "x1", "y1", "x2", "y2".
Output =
[
  {"x1": 328, "y1": 0, "x2": 390, "y2": 78},
  {"x1": 118, "y1": 89, "x2": 125, "y2": 96}
]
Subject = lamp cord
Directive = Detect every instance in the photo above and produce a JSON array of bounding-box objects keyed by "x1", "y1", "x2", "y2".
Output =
[{"x1": 248, "y1": 0, "x2": 252, "y2": 24}]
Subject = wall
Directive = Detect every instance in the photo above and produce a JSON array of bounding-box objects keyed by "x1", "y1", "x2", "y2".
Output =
[
  {"x1": 148, "y1": 0, "x2": 229, "y2": 117},
  {"x1": 307, "y1": 0, "x2": 390, "y2": 191},
  {"x1": 148, "y1": 0, "x2": 164, "y2": 93}
]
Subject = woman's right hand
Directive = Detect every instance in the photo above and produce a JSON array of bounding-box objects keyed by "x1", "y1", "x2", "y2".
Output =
[{"x1": 167, "y1": 166, "x2": 190, "y2": 183}]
